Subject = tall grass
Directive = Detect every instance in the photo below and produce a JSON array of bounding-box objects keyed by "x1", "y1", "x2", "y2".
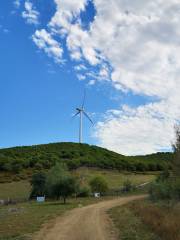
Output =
[{"x1": 129, "y1": 200, "x2": 180, "y2": 240}]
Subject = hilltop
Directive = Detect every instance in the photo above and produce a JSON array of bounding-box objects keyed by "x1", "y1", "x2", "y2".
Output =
[{"x1": 0, "y1": 142, "x2": 173, "y2": 178}]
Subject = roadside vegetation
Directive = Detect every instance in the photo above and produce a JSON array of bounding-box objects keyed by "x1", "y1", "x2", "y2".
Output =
[
  {"x1": 109, "y1": 202, "x2": 160, "y2": 240},
  {"x1": 110, "y1": 125, "x2": 180, "y2": 240},
  {"x1": 149, "y1": 125, "x2": 180, "y2": 201},
  {"x1": 109, "y1": 199, "x2": 180, "y2": 240}
]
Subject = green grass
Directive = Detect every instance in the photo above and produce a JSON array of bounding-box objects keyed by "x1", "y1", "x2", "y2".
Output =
[
  {"x1": 0, "y1": 201, "x2": 76, "y2": 240},
  {"x1": 109, "y1": 202, "x2": 160, "y2": 240},
  {"x1": 0, "y1": 181, "x2": 31, "y2": 200},
  {"x1": 73, "y1": 167, "x2": 156, "y2": 189}
]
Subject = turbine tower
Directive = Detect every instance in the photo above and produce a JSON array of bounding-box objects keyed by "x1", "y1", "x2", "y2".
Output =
[{"x1": 73, "y1": 91, "x2": 93, "y2": 143}]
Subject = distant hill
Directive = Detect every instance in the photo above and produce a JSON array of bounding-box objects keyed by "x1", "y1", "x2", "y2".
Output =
[{"x1": 0, "y1": 142, "x2": 173, "y2": 176}]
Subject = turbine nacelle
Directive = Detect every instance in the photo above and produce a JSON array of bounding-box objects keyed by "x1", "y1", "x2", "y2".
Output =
[
  {"x1": 76, "y1": 107, "x2": 82, "y2": 112},
  {"x1": 73, "y1": 91, "x2": 93, "y2": 143}
]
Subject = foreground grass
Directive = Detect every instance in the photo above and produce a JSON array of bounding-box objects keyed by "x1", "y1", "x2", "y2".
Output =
[
  {"x1": 109, "y1": 203, "x2": 159, "y2": 240},
  {"x1": 0, "y1": 197, "x2": 109, "y2": 240},
  {"x1": 110, "y1": 199, "x2": 180, "y2": 240}
]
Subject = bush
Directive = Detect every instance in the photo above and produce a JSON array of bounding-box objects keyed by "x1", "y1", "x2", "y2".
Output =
[
  {"x1": 89, "y1": 176, "x2": 108, "y2": 194},
  {"x1": 149, "y1": 181, "x2": 173, "y2": 200},
  {"x1": 11, "y1": 160, "x2": 23, "y2": 174},
  {"x1": 34, "y1": 162, "x2": 43, "y2": 170},
  {"x1": 77, "y1": 186, "x2": 90, "y2": 197},
  {"x1": 122, "y1": 179, "x2": 134, "y2": 192},
  {"x1": 150, "y1": 125, "x2": 180, "y2": 201}
]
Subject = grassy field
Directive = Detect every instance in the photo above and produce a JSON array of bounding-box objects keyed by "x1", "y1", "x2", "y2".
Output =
[
  {"x1": 0, "y1": 168, "x2": 156, "y2": 200},
  {"x1": 0, "y1": 201, "x2": 74, "y2": 240},
  {"x1": 0, "y1": 196, "x2": 114, "y2": 240},
  {"x1": 0, "y1": 181, "x2": 31, "y2": 200},
  {"x1": 73, "y1": 167, "x2": 156, "y2": 189},
  {"x1": 109, "y1": 199, "x2": 180, "y2": 240}
]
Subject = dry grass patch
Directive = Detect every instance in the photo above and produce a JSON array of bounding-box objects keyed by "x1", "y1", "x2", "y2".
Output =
[
  {"x1": 110, "y1": 199, "x2": 180, "y2": 240},
  {"x1": 130, "y1": 200, "x2": 180, "y2": 240},
  {"x1": 109, "y1": 203, "x2": 159, "y2": 240}
]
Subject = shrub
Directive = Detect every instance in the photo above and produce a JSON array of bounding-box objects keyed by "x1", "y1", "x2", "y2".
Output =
[
  {"x1": 77, "y1": 185, "x2": 90, "y2": 197},
  {"x1": 11, "y1": 160, "x2": 23, "y2": 173},
  {"x1": 122, "y1": 179, "x2": 134, "y2": 192},
  {"x1": 89, "y1": 176, "x2": 108, "y2": 194},
  {"x1": 149, "y1": 181, "x2": 172, "y2": 200},
  {"x1": 150, "y1": 125, "x2": 180, "y2": 201},
  {"x1": 34, "y1": 162, "x2": 43, "y2": 170}
]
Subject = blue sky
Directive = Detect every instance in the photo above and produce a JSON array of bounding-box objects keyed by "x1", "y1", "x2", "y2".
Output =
[
  {"x1": 0, "y1": 1, "x2": 179, "y2": 155},
  {"x1": 0, "y1": 1, "x2": 118, "y2": 147}
]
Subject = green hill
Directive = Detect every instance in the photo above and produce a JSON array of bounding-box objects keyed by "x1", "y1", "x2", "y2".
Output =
[{"x1": 0, "y1": 142, "x2": 173, "y2": 177}]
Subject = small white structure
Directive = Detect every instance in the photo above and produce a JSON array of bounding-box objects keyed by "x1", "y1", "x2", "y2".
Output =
[
  {"x1": 94, "y1": 192, "x2": 100, "y2": 198},
  {"x1": 37, "y1": 196, "x2": 45, "y2": 202}
]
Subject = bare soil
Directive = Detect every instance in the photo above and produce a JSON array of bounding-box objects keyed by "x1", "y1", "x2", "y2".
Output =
[{"x1": 34, "y1": 195, "x2": 146, "y2": 240}]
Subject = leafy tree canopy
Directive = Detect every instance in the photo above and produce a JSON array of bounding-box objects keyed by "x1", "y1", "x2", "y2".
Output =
[{"x1": 89, "y1": 176, "x2": 108, "y2": 194}]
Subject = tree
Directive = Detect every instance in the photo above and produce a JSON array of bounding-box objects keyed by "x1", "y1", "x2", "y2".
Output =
[
  {"x1": 172, "y1": 125, "x2": 180, "y2": 178},
  {"x1": 149, "y1": 125, "x2": 180, "y2": 201},
  {"x1": 46, "y1": 163, "x2": 78, "y2": 203},
  {"x1": 77, "y1": 185, "x2": 90, "y2": 197},
  {"x1": 122, "y1": 179, "x2": 134, "y2": 192},
  {"x1": 89, "y1": 176, "x2": 108, "y2": 194},
  {"x1": 30, "y1": 172, "x2": 46, "y2": 199}
]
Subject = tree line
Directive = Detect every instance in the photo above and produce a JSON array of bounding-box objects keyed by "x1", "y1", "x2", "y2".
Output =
[{"x1": 0, "y1": 142, "x2": 172, "y2": 175}]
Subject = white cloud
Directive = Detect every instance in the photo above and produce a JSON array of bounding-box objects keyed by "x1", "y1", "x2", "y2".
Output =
[
  {"x1": 88, "y1": 79, "x2": 96, "y2": 85},
  {"x1": 14, "y1": 0, "x2": 21, "y2": 8},
  {"x1": 49, "y1": 0, "x2": 88, "y2": 30},
  {"x1": 89, "y1": 0, "x2": 180, "y2": 154},
  {"x1": 74, "y1": 64, "x2": 87, "y2": 71},
  {"x1": 29, "y1": 0, "x2": 180, "y2": 154},
  {"x1": 95, "y1": 102, "x2": 177, "y2": 155},
  {"x1": 22, "y1": 1, "x2": 39, "y2": 25},
  {"x1": 77, "y1": 74, "x2": 86, "y2": 81},
  {"x1": 32, "y1": 29, "x2": 63, "y2": 63}
]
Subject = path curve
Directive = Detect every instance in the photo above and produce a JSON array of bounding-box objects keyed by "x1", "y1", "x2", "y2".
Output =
[{"x1": 34, "y1": 195, "x2": 146, "y2": 240}]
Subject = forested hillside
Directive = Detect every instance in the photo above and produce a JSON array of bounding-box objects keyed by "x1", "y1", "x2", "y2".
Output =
[{"x1": 0, "y1": 142, "x2": 173, "y2": 175}]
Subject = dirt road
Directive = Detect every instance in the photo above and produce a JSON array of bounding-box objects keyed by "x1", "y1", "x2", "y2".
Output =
[{"x1": 34, "y1": 195, "x2": 146, "y2": 240}]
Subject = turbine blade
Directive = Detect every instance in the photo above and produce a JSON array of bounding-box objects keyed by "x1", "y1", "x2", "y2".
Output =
[
  {"x1": 72, "y1": 111, "x2": 80, "y2": 118},
  {"x1": 83, "y1": 111, "x2": 93, "y2": 124}
]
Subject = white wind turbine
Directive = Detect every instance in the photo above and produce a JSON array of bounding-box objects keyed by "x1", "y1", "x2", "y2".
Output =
[{"x1": 73, "y1": 91, "x2": 93, "y2": 143}]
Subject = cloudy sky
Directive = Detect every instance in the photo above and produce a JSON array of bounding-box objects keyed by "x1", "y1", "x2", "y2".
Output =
[{"x1": 0, "y1": 0, "x2": 179, "y2": 155}]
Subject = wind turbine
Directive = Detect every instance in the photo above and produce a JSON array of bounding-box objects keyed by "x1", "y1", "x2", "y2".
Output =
[{"x1": 73, "y1": 91, "x2": 93, "y2": 143}]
